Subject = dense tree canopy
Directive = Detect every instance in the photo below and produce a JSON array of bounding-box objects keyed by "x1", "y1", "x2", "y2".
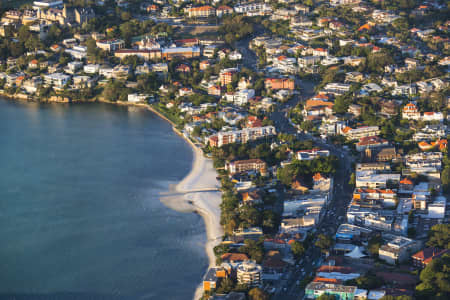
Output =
[
  {"x1": 426, "y1": 224, "x2": 450, "y2": 249},
  {"x1": 248, "y1": 287, "x2": 269, "y2": 300},
  {"x1": 277, "y1": 156, "x2": 338, "y2": 187},
  {"x1": 415, "y1": 255, "x2": 450, "y2": 300}
]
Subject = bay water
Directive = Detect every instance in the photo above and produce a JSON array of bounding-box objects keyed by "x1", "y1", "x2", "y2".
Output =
[{"x1": 0, "y1": 99, "x2": 207, "y2": 299}]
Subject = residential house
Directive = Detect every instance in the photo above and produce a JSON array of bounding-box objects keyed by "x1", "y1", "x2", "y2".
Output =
[
  {"x1": 83, "y1": 64, "x2": 100, "y2": 74},
  {"x1": 208, "y1": 85, "x2": 222, "y2": 97},
  {"x1": 345, "y1": 72, "x2": 364, "y2": 83},
  {"x1": 380, "y1": 100, "x2": 398, "y2": 117},
  {"x1": 298, "y1": 56, "x2": 322, "y2": 68},
  {"x1": 411, "y1": 248, "x2": 449, "y2": 268},
  {"x1": 322, "y1": 83, "x2": 351, "y2": 95},
  {"x1": 128, "y1": 93, "x2": 150, "y2": 103},
  {"x1": 303, "y1": 98, "x2": 334, "y2": 120},
  {"x1": 44, "y1": 73, "x2": 70, "y2": 88},
  {"x1": 348, "y1": 104, "x2": 362, "y2": 117}
]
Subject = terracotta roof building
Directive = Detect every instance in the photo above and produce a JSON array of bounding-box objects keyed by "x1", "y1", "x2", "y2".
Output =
[
  {"x1": 186, "y1": 6, "x2": 215, "y2": 18},
  {"x1": 411, "y1": 248, "x2": 449, "y2": 268}
]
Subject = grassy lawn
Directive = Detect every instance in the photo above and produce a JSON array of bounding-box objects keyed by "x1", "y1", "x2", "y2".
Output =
[{"x1": 173, "y1": 25, "x2": 220, "y2": 40}]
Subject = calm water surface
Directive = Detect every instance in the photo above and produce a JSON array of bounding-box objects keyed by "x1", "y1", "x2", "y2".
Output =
[{"x1": 0, "y1": 99, "x2": 207, "y2": 299}]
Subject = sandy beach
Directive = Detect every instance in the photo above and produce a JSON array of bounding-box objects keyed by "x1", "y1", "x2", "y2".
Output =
[{"x1": 160, "y1": 144, "x2": 223, "y2": 300}]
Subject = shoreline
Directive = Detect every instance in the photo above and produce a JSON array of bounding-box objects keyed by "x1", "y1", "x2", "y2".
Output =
[
  {"x1": 159, "y1": 135, "x2": 223, "y2": 300},
  {"x1": 0, "y1": 95, "x2": 222, "y2": 300}
]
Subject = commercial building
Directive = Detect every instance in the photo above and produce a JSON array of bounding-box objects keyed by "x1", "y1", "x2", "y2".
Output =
[
  {"x1": 96, "y1": 39, "x2": 125, "y2": 52},
  {"x1": 305, "y1": 282, "x2": 357, "y2": 300},
  {"x1": 356, "y1": 136, "x2": 389, "y2": 152},
  {"x1": 161, "y1": 47, "x2": 201, "y2": 60},
  {"x1": 355, "y1": 172, "x2": 400, "y2": 189},
  {"x1": 379, "y1": 236, "x2": 420, "y2": 265},
  {"x1": 114, "y1": 49, "x2": 161, "y2": 61},
  {"x1": 335, "y1": 223, "x2": 372, "y2": 243}
]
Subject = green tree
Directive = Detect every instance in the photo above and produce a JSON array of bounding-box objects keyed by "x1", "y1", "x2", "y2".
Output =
[
  {"x1": 349, "y1": 173, "x2": 356, "y2": 186},
  {"x1": 333, "y1": 96, "x2": 351, "y2": 114},
  {"x1": 441, "y1": 166, "x2": 450, "y2": 193},
  {"x1": 346, "y1": 273, "x2": 384, "y2": 290},
  {"x1": 248, "y1": 287, "x2": 269, "y2": 300},
  {"x1": 291, "y1": 241, "x2": 306, "y2": 259},
  {"x1": 415, "y1": 255, "x2": 450, "y2": 300},
  {"x1": 216, "y1": 277, "x2": 234, "y2": 294},
  {"x1": 380, "y1": 296, "x2": 413, "y2": 300},
  {"x1": 239, "y1": 239, "x2": 264, "y2": 263},
  {"x1": 427, "y1": 224, "x2": 450, "y2": 249},
  {"x1": 368, "y1": 235, "x2": 382, "y2": 257},
  {"x1": 315, "y1": 234, "x2": 333, "y2": 253}
]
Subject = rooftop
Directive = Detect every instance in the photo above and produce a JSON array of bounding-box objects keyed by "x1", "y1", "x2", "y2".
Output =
[{"x1": 306, "y1": 282, "x2": 357, "y2": 293}]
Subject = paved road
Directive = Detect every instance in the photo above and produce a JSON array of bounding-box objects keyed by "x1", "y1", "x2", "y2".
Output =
[
  {"x1": 267, "y1": 82, "x2": 354, "y2": 299},
  {"x1": 235, "y1": 34, "x2": 260, "y2": 70},
  {"x1": 270, "y1": 79, "x2": 317, "y2": 134},
  {"x1": 273, "y1": 135, "x2": 354, "y2": 299}
]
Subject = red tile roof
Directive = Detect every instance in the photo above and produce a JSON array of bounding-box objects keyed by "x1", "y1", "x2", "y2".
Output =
[{"x1": 221, "y1": 253, "x2": 249, "y2": 262}]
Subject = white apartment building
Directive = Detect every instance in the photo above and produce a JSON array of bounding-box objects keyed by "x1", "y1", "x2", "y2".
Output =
[
  {"x1": 342, "y1": 126, "x2": 380, "y2": 140},
  {"x1": 322, "y1": 83, "x2": 351, "y2": 95},
  {"x1": 96, "y1": 39, "x2": 125, "y2": 52},
  {"x1": 237, "y1": 261, "x2": 262, "y2": 286},
  {"x1": 224, "y1": 89, "x2": 255, "y2": 106},
  {"x1": 208, "y1": 126, "x2": 276, "y2": 147},
  {"x1": 83, "y1": 64, "x2": 100, "y2": 74},
  {"x1": 379, "y1": 236, "x2": 420, "y2": 264},
  {"x1": 44, "y1": 73, "x2": 71, "y2": 88},
  {"x1": 356, "y1": 171, "x2": 400, "y2": 189}
]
